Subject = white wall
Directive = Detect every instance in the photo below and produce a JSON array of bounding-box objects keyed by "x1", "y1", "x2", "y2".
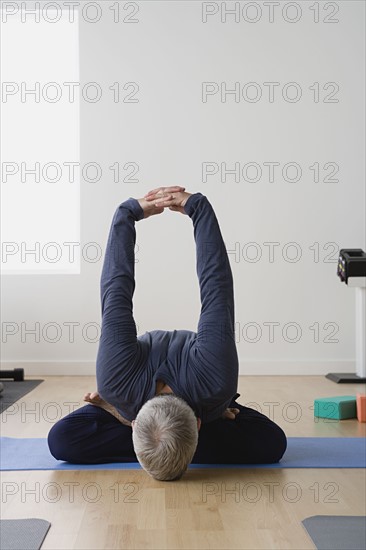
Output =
[{"x1": 1, "y1": 1, "x2": 365, "y2": 375}]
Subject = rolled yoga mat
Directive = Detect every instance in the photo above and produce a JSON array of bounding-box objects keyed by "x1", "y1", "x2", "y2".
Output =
[
  {"x1": 0, "y1": 518, "x2": 51, "y2": 550},
  {"x1": 302, "y1": 515, "x2": 366, "y2": 550},
  {"x1": 1, "y1": 437, "x2": 365, "y2": 470}
]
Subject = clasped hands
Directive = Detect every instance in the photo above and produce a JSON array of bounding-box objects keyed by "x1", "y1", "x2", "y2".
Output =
[{"x1": 137, "y1": 186, "x2": 192, "y2": 218}]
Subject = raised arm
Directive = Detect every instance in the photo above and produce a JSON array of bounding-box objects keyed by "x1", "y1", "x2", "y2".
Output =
[{"x1": 99, "y1": 187, "x2": 185, "y2": 346}]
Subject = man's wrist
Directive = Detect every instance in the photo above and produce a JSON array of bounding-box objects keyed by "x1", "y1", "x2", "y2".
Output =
[
  {"x1": 120, "y1": 197, "x2": 145, "y2": 221},
  {"x1": 183, "y1": 192, "x2": 205, "y2": 216}
]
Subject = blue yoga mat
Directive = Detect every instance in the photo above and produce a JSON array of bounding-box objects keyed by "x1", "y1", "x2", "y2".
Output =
[{"x1": 1, "y1": 437, "x2": 365, "y2": 470}]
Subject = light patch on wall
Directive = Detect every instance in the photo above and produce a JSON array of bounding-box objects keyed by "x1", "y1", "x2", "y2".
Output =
[{"x1": 0, "y1": 7, "x2": 80, "y2": 274}]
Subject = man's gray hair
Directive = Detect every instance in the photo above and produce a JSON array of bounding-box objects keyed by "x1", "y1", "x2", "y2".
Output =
[{"x1": 132, "y1": 394, "x2": 199, "y2": 481}]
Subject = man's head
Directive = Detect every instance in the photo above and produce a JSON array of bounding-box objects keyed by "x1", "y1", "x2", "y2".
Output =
[{"x1": 131, "y1": 394, "x2": 200, "y2": 481}]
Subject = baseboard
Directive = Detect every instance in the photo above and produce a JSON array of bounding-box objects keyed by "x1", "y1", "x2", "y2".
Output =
[
  {"x1": 0, "y1": 360, "x2": 355, "y2": 376},
  {"x1": 239, "y1": 360, "x2": 355, "y2": 375}
]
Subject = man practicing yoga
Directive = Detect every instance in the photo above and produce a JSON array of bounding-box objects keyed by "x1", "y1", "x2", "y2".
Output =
[{"x1": 48, "y1": 187, "x2": 287, "y2": 480}]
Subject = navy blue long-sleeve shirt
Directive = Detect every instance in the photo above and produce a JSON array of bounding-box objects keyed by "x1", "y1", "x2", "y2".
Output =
[{"x1": 96, "y1": 193, "x2": 239, "y2": 423}]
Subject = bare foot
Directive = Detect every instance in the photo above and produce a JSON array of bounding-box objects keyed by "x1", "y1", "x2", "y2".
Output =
[
  {"x1": 83, "y1": 391, "x2": 132, "y2": 426},
  {"x1": 84, "y1": 391, "x2": 102, "y2": 404},
  {"x1": 222, "y1": 408, "x2": 240, "y2": 420}
]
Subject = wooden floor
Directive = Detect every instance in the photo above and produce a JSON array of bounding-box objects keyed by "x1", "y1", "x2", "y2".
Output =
[{"x1": 1, "y1": 375, "x2": 365, "y2": 550}]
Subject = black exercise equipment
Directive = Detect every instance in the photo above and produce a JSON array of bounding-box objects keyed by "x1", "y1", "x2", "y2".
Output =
[{"x1": 0, "y1": 368, "x2": 25, "y2": 381}]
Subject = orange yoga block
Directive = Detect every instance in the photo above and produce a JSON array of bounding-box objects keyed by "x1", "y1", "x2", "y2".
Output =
[{"x1": 356, "y1": 393, "x2": 366, "y2": 422}]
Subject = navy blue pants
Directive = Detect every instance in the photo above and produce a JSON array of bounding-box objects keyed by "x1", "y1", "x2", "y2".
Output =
[{"x1": 48, "y1": 401, "x2": 287, "y2": 464}]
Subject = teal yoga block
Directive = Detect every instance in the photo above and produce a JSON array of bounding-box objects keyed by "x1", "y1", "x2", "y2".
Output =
[{"x1": 314, "y1": 396, "x2": 357, "y2": 420}]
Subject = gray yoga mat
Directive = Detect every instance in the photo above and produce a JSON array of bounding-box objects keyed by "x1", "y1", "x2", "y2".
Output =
[
  {"x1": 0, "y1": 519, "x2": 51, "y2": 550},
  {"x1": 302, "y1": 515, "x2": 366, "y2": 550},
  {"x1": 0, "y1": 380, "x2": 43, "y2": 414}
]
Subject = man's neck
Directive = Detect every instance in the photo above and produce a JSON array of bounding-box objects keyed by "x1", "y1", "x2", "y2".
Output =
[{"x1": 155, "y1": 380, "x2": 173, "y2": 395}]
